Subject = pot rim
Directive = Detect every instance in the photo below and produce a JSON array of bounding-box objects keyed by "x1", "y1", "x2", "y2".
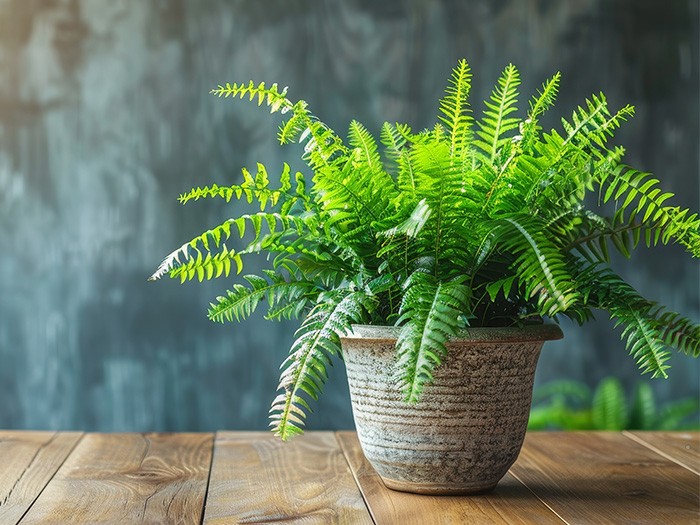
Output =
[{"x1": 341, "y1": 323, "x2": 563, "y2": 344}]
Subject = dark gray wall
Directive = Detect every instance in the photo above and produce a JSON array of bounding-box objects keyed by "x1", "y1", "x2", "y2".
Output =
[{"x1": 0, "y1": 0, "x2": 697, "y2": 431}]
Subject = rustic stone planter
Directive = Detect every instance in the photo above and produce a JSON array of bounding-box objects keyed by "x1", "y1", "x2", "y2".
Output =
[{"x1": 340, "y1": 324, "x2": 563, "y2": 495}]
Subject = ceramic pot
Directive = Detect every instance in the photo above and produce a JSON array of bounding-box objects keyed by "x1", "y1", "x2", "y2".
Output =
[{"x1": 340, "y1": 324, "x2": 563, "y2": 495}]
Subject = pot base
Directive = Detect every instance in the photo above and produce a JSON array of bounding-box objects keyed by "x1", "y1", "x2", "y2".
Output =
[{"x1": 380, "y1": 476, "x2": 498, "y2": 496}]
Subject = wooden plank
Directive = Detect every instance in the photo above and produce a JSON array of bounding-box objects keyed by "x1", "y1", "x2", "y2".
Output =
[
  {"x1": 203, "y1": 431, "x2": 372, "y2": 525},
  {"x1": 19, "y1": 433, "x2": 213, "y2": 525},
  {"x1": 624, "y1": 431, "x2": 700, "y2": 475},
  {"x1": 510, "y1": 432, "x2": 700, "y2": 525},
  {"x1": 336, "y1": 431, "x2": 564, "y2": 525},
  {"x1": 0, "y1": 431, "x2": 82, "y2": 525}
]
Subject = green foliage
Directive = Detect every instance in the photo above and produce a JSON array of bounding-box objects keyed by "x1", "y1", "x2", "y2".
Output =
[
  {"x1": 394, "y1": 273, "x2": 471, "y2": 403},
  {"x1": 474, "y1": 64, "x2": 521, "y2": 161},
  {"x1": 152, "y1": 60, "x2": 700, "y2": 439},
  {"x1": 529, "y1": 377, "x2": 700, "y2": 430},
  {"x1": 207, "y1": 270, "x2": 316, "y2": 323},
  {"x1": 269, "y1": 290, "x2": 375, "y2": 439},
  {"x1": 591, "y1": 377, "x2": 628, "y2": 430}
]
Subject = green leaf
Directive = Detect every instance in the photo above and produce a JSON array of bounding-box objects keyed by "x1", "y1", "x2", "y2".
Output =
[
  {"x1": 629, "y1": 382, "x2": 656, "y2": 430},
  {"x1": 475, "y1": 64, "x2": 521, "y2": 161},
  {"x1": 591, "y1": 378, "x2": 628, "y2": 430},
  {"x1": 437, "y1": 59, "x2": 473, "y2": 157},
  {"x1": 269, "y1": 291, "x2": 375, "y2": 439},
  {"x1": 207, "y1": 274, "x2": 316, "y2": 323},
  {"x1": 496, "y1": 217, "x2": 579, "y2": 316},
  {"x1": 394, "y1": 273, "x2": 471, "y2": 403},
  {"x1": 658, "y1": 399, "x2": 700, "y2": 430}
]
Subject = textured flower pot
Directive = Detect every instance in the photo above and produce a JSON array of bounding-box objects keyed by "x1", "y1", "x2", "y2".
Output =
[{"x1": 340, "y1": 324, "x2": 563, "y2": 495}]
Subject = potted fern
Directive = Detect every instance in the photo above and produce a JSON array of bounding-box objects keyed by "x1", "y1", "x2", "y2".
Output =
[{"x1": 151, "y1": 60, "x2": 700, "y2": 494}]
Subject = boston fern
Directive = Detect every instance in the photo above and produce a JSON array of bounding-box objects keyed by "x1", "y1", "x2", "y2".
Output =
[{"x1": 151, "y1": 60, "x2": 700, "y2": 439}]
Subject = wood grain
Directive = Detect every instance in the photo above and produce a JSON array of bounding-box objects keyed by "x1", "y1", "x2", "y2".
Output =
[
  {"x1": 511, "y1": 431, "x2": 700, "y2": 525},
  {"x1": 336, "y1": 431, "x2": 564, "y2": 525},
  {"x1": 624, "y1": 431, "x2": 700, "y2": 475},
  {"x1": 18, "y1": 433, "x2": 213, "y2": 525},
  {"x1": 202, "y1": 431, "x2": 372, "y2": 525},
  {"x1": 3, "y1": 431, "x2": 698, "y2": 523},
  {"x1": 0, "y1": 431, "x2": 82, "y2": 525}
]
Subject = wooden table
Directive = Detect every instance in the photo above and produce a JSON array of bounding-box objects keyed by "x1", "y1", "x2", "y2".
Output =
[{"x1": 0, "y1": 431, "x2": 697, "y2": 524}]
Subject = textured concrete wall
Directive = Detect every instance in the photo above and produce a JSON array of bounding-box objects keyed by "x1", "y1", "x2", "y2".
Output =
[{"x1": 0, "y1": 0, "x2": 697, "y2": 431}]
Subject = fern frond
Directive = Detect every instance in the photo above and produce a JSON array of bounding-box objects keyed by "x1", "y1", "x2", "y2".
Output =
[
  {"x1": 394, "y1": 273, "x2": 471, "y2": 403},
  {"x1": 494, "y1": 217, "x2": 580, "y2": 316},
  {"x1": 380, "y1": 122, "x2": 407, "y2": 172},
  {"x1": 208, "y1": 271, "x2": 317, "y2": 323},
  {"x1": 484, "y1": 274, "x2": 518, "y2": 303},
  {"x1": 278, "y1": 101, "x2": 311, "y2": 144},
  {"x1": 265, "y1": 299, "x2": 310, "y2": 321},
  {"x1": 299, "y1": 118, "x2": 348, "y2": 173},
  {"x1": 653, "y1": 310, "x2": 700, "y2": 358},
  {"x1": 269, "y1": 290, "x2": 374, "y2": 439},
  {"x1": 347, "y1": 120, "x2": 400, "y2": 208},
  {"x1": 475, "y1": 64, "x2": 521, "y2": 162},
  {"x1": 559, "y1": 209, "x2": 644, "y2": 261},
  {"x1": 148, "y1": 212, "x2": 311, "y2": 282},
  {"x1": 211, "y1": 81, "x2": 293, "y2": 114},
  {"x1": 382, "y1": 122, "x2": 424, "y2": 211},
  {"x1": 178, "y1": 163, "x2": 297, "y2": 212},
  {"x1": 591, "y1": 377, "x2": 628, "y2": 430},
  {"x1": 378, "y1": 199, "x2": 432, "y2": 239},
  {"x1": 575, "y1": 264, "x2": 700, "y2": 378},
  {"x1": 561, "y1": 93, "x2": 635, "y2": 150},
  {"x1": 311, "y1": 133, "x2": 399, "y2": 260},
  {"x1": 150, "y1": 226, "x2": 243, "y2": 282},
  {"x1": 375, "y1": 199, "x2": 434, "y2": 281},
  {"x1": 214, "y1": 81, "x2": 348, "y2": 180},
  {"x1": 315, "y1": 162, "x2": 377, "y2": 228},
  {"x1": 618, "y1": 310, "x2": 672, "y2": 379},
  {"x1": 150, "y1": 240, "x2": 199, "y2": 282},
  {"x1": 437, "y1": 59, "x2": 473, "y2": 157},
  {"x1": 348, "y1": 120, "x2": 383, "y2": 173},
  {"x1": 169, "y1": 244, "x2": 243, "y2": 284},
  {"x1": 529, "y1": 73, "x2": 561, "y2": 121},
  {"x1": 598, "y1": 165, "x2": 700, "y2": 256},
  {"x1": 520, "y1": 99, "x2": 632, "y2": 213},
  {"x1": 629, "y1": 382, "x2": 656, "y2": 430},
  {"x1": 520, "y1": 72, "x2": 560, "y2": 153},
  {"x1": 408, "y1": 140, "x2": 479, "y2": 276}
]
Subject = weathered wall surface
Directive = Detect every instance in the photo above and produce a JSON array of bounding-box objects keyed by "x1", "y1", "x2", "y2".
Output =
[{"x1": 0, "y1": 0, "x2": 697, "y2": 431}]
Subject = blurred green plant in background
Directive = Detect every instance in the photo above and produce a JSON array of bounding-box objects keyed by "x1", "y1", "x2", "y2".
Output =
[{"x1": 529, "y1": 377, "x2": 700, "y2": 430}]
